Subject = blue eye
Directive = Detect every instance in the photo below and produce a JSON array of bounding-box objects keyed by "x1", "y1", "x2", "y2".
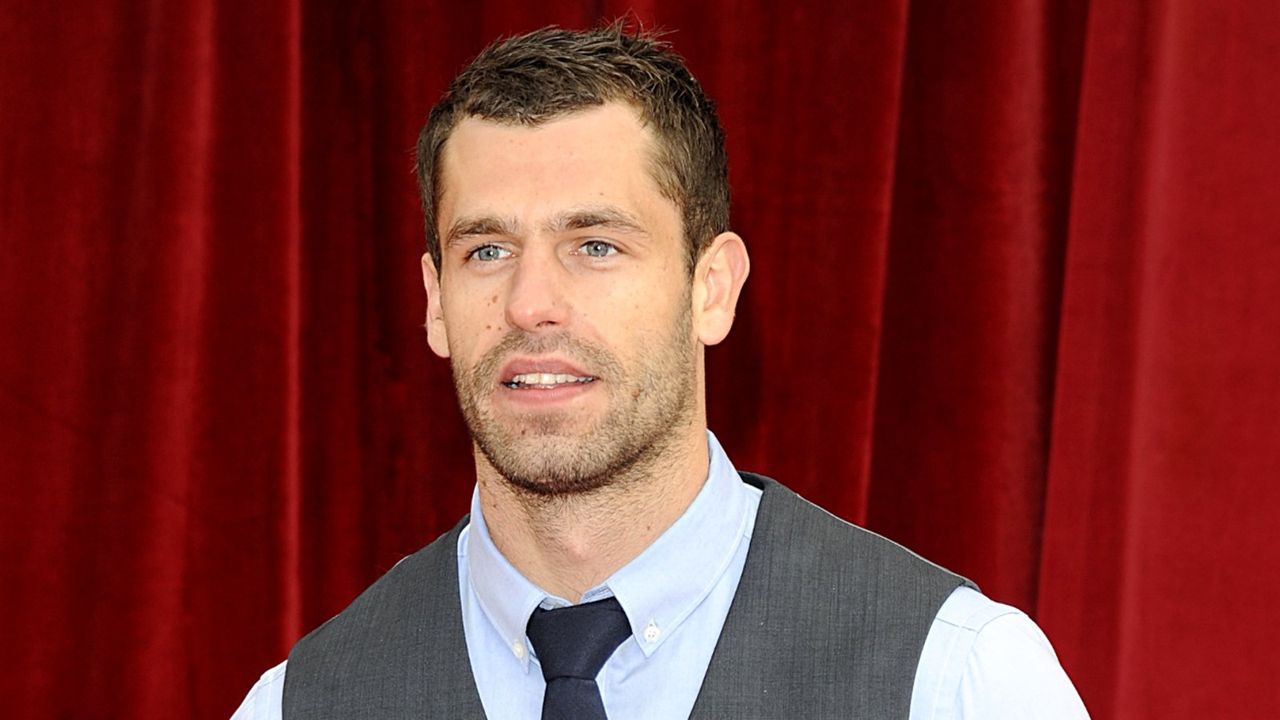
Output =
[
  {"x1": 469, "y1": 245, "x2": 511, "y2": 262},
  {"x1": 581, "y1": 240, "x2": 617, "y2": 258}
]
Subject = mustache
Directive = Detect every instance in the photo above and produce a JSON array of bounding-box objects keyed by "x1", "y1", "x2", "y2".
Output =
[{"x1": 465, "y1": 330, "x2": 623, "y2": 385}]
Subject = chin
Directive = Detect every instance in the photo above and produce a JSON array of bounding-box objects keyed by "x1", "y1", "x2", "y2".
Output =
[{"x1": 477, "y1": 429, "x2": 648, "y2": 498}]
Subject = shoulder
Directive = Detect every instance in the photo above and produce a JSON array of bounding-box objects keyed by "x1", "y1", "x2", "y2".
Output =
[
  {"x1": 912, "y1": 587, "x2": 1091, "y2": 719},
  {"x1": 294, "y1": 519, "x2": 466, "y2": 649},
  {"x1": 704, "y1": 473, "x2": 972, "y2": 716},
  {"x1": 230, "y1": 660, "x2": 286, "y2": 720},
  {"x1": 282, "y1": 519, "x2": 476, "y2": 715},
  {"x1": 932, "y1": 584, "x2": 1027, "y2": 634},
  {"x1": 285, "y1": 519, "x2": 468, "y2": 686},
  {"x1": 747, "y1": 472, "x2": 970, "y2": 590}
]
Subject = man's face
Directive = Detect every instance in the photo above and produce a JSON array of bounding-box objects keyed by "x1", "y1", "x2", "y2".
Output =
[{"x1": 424, "y1": 103, "x2": 700, "y2": 496}]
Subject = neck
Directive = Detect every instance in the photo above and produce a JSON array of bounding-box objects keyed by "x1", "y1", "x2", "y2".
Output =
[{"x1": 476, "y1": 425, "x2": 709, "y2": 602}]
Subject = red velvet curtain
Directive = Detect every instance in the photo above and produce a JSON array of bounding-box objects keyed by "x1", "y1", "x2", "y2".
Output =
[{"x1": 3, "y1": 1, "x2": 1278, "y2": 717}]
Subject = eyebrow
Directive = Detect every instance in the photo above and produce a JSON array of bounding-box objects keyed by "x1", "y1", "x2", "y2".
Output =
[
  {"x1": 444, "y1": 215, "x2": 521, "y2": 247},
  {"x1": 545, "y1": 207, "x2": 648, "y2": 236},
  {"x1": 443, "y1": 206, "x2": 649, "y2": 248}
]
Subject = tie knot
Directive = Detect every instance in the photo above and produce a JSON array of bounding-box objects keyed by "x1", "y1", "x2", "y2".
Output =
[{"x1": 525, "y1": 596, "x2": 632, "y2": 681}]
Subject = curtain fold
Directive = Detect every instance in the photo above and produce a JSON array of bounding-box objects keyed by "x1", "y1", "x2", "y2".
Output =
[
  {"x1": 1038, "y1": 1, "x2": 1280, "y2": 716},
  {"x1": 865, "y1": 0, "x2": 1087, "y2": 613},
  {"x1": 2, "y1": 1, "x2": 1277, "y2": 717}
]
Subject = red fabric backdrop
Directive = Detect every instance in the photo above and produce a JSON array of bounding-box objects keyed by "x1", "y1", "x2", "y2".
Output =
[{"x1": 2, "y1": 1, "x2": 1278, "y2": 717}]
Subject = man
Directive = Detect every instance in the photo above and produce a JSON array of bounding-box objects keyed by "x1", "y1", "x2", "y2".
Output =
[{"x1": 234, "y1": 25, "x2": 1089, "y2": 719}]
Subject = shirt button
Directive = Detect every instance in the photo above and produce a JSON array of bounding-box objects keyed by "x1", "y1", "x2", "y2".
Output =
[
  {"x1": 643, "y1": 622, "x2": 661, "y2": 643},
  {"x1": 513, "y1": 639, "x2": 526, "y2": 659}
]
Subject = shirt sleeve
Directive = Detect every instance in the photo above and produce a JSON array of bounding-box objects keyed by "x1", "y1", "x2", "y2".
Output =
[
  {"x1": 229, "y1": 660, "x2": 286, "y2": 720},
  {"x1": 911, "y1": 586, "x2": 1090, "y2": 720}
]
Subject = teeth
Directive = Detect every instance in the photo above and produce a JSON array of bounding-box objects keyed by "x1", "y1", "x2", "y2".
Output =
[{"x1": 509, "y1": 372, "x2": 593, "y2": 387}]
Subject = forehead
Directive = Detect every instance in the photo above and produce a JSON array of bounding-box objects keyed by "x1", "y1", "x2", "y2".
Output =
[{"x1": 437, "y1": 103, "x2": 673, "y2": 226}]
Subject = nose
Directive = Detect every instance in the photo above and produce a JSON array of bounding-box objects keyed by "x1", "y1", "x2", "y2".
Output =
[{"x1": 504, "y1": 247, "x2": 570, "y2": 332}]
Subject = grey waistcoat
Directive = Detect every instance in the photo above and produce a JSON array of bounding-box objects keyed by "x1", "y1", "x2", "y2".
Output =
[{"x1": 283, "y1": 473, "x2": 972, "y2": 719}]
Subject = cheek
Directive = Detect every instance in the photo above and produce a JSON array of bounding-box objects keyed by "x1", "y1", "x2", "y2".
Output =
[
  {"x1": 444, "y1": 277, "x2": 505, "y2": 326},
  {"x1": 589, "y1": 279, "x2": 682, "y2": 345},
  {"x1": 444, "y1": 304, "x2": 501, "y2": 363},
  {"x1": 480, "y1": 291, "x2": 505, "y2": 334}
]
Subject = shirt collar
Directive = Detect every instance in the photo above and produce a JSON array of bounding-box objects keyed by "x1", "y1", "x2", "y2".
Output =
[{"x1": 465, "y1": 430, "x2": 752, "y2": 668}]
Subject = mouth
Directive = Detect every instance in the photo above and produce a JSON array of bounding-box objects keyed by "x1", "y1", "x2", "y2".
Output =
[{"x1": 502, "y1": 372, "x2": 597, "y2": 389}]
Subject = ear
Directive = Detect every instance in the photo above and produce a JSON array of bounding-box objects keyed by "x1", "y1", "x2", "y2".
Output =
[
  {"x1": 692, "y1": 231, "x2": 750, "y2": 346},
  {"x1": 421, "y1": 253, "x2": 451, "y2": 358}
]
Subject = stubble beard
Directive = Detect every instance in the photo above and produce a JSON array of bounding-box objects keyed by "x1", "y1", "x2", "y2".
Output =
[{"x1": 452, "y1": 306, "x2": 697, "y2": 498}]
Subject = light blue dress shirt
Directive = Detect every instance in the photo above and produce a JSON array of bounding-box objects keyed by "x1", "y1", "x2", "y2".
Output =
[{"x1": 233, "y1": 432, "x2": 1089, "y2": 719}]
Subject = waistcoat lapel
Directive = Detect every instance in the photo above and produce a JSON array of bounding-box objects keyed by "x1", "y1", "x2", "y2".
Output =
[
  {"x1": 689, "y1": 473, "x2": 969, "y2": 720},
  {"x1": 283, "y1": 518, "x2": 486, "y2": 720}
]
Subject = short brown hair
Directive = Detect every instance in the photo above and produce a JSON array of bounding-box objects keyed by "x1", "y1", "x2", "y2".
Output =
[{"x1": 415, "y1": 23, "x2": 730, "y2": 272}]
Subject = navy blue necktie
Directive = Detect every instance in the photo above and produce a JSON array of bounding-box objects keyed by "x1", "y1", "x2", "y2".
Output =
[{"x1": 525, "y1": 596, "x2": 632, "y2": 720}]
